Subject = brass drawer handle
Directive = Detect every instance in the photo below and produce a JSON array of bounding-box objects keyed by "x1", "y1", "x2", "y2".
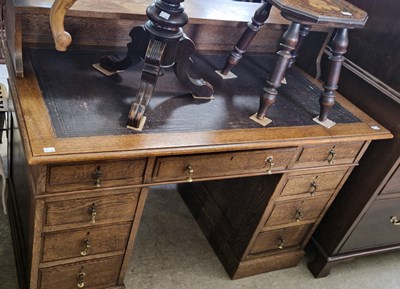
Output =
[
  {"x1": 278, "y1": 236, "x2": 285, "y2": 249},
  {"x1": 89, "y1": 204, "x2": 96, "y2": 224},
  {"x1": 390, "y1": 216, "x2": 400, "y2": 226},
  {"x1": 294, "y1": 208, "x2": 302, "y2": 222},
  {"x1": 93, "y1": 166, "x2": 103, "y2": 187},
  {"x1": 327, "y1": 147, "x2": 336, "y2": 165},
  {"x1": 80, "y1": 239, "x2": 91, "y2": 256},
  {"x1": 77, "y1": 272, "x2": 86, "y2": 288},
  {"x1": 265, "y1": 156, "x2": 274, "y2": 174},
  {"x1": 186, "y1": 164, "x2": 194, "y2": 182},
  {"x1": 308, "y1": 181, "x2": 318, "y2": 196}
]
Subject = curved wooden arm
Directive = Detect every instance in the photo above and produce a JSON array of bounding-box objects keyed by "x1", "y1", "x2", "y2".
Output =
[{"x1": 49, "y1": 0, "x2": 77, "y2": 51}]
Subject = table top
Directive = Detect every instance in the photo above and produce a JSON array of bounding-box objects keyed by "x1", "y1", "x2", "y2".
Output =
[
  {"x1": 268, "y1": 0, "x2": 368, "y2": 28},
  {"x1": 8, "y1": 47, "x2": 391, "y2": 165},
  {"x1": 11, "y1": 0, "x2": 288, "y2": 25},
  {"x1": 270, "y1": 0, "x2": 368, "y2": 27}
]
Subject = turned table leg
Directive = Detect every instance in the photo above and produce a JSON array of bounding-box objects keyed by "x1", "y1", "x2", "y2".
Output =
[
  {"x1": 257, "y1": 22, "x2": 300, "y2": 119},
  {"x1": 319, "y1": 28, "x2": 348, "y2": 122},
  {"x1": 221, "y1": 1, "x2": 273, "y2": 75},
  {"x1": 287, "y1": 24, "x2": 311, "y2": 69}
]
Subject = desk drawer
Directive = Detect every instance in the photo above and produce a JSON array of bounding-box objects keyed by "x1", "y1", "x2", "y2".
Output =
[
  {"x1": 42, "y1": 223, "x2": 131, "y2": 262},
  {"x1": 152, "y1": 148, "x2": 297, "y2": 183},
  {"x1": 265, "y1": 195, "x2": 331, "y2": 228},
  {"x1": 293, "y1": 142, "x2": 364, "y2": 168},
  {"x1": 280, "y1": 169, "x2": 348, "y2": 197},
  {"x1": 39, "y1": 256, "x2": 122, "y2": 289},
  {"x1": 47, "y1": 159, "x2": 147, "y2": 193},
  {"x1": 44, "y1": 191, "x2": 139, "y2": 227},
  {"x1": 340, "y1": 197, "x2": 400, "y2": 253},
  {"x1": 250, "y1": 224, "x2": 312, "y2": 255}
]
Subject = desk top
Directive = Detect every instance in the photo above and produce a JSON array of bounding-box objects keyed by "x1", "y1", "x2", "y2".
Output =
[{"x1": 8, "y1": 47, "x2": 391, "y2": 165}]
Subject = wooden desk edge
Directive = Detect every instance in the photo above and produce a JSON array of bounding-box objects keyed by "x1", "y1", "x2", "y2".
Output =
[{"x1": 6, "y1": 47, "x2": 392, "y2": 165}]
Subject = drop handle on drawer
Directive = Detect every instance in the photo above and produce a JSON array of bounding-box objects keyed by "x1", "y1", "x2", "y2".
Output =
[
  {"x1": 265, "y1": 156, "x2": 274, "y2": 174},
  {"x1": 278, "y1": 236, "x2": 285, "y2": 249},
  {"x1": 186, "y1": 164, "x2": 194, "y2": 182},
  {"x1": 93, "y1": 166, "x2": 103, "y2": 187},
  {"x1": 390, "y1": 216, "x2": 400, "y2": 226},
  {"x1": 326, "y1": 147, "x2": 336, "y2": 165},
  {"x1": 89, "y1": 204, "x2": 96, "y2": 224},
  {"x1": 294, "y1": 208, "x2": 302, "y2": 222},
  {"x1": 308, "y1": 181, "x2": 318, "y2": 196},
  {"x1": 77, "y1": 272, "x2": 86, "y2": 288},
  {"x1": 80, "y1": 239, "x2": 91, "y2": 256}
]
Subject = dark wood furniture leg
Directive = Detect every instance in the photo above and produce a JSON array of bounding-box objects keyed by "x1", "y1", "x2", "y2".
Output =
[
  {"x1": 99, "y1": 0, "x2": 213, "y2": 129},
  {"x1": 287, "y1": 25, "x2": 311, "y2": 69},
  {"x1": 307, "y1": 239, "x2": 356, "y2": 278},
  {"x1": 221, "y1": 1, "x2": 273, "y2": 75},
  {"x1": 318, "y1": 28, "x2": 348, "y2": 122},
  {"x1": 257, "y1": 22, "x2": 300, "y2": 119}
]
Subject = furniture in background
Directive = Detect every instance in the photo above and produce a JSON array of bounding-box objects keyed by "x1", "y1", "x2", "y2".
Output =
[
  {"x1": 50, "y1": 0, "x2": 213, "y2": 129},
  {"x1": 219, "y1": 0, "x2": 368, "y2": 125},
  {"x1": 4, "y1": 0, "x2": 391, "y2": 288},
  {"x1": 307, "y1": 0, "x2": 400, "y2": 278}
]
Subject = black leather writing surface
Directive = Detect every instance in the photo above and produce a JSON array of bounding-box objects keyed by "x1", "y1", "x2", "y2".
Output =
[{"x1": 27, "y1": 48, "x2": 359, "y2": 137}]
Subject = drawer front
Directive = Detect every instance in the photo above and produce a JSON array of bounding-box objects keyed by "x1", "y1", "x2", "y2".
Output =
[
  {"x1": 44, "y1": 191, "x2": 139, "y2": 227},
  {"x1": 280, "y1": 169, "x2": 348, "y2": 197},
  {"x1": 39, "y1": 256, "x2": 122, "y2": 289},
  {"x1": 340, "y1": 198, "x2": 400, "y2": 253},
  {"x1": 250, "y1": 224, "x2": 312, "y2": 255},
  {"x1": 265, "y1": 195, "x2": 331, "y2": 228},
  {"x1": 293, "y1": 142, "x2": 364, "y2": 168},
  {"x1": 152, "y1": 148, "x2": 297, "y2": 183},
  {"x1": 47, "y1": 159, "x2": 147, "y2": 192},
  {"x1": 42, "y1": 223, "x2": 131, "y2": 262}
]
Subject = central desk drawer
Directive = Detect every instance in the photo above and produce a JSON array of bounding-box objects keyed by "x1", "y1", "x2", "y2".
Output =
[
  {"x1": 265, "y1": 195, "x2": 331, "y2": 228},
  {"x1": 47, "y1": 159, "x2": 147, "y2": 193},
  {"x1": 42, "y1": 223, "x2": 131, "y2": 262},
  {"x1": 39, "y1": 256, "x2": 122, "y2": 289},
  {"x1": 152, "y1": 148, "x2": 297, "y2": 183},
  {"x1": 44, "y1": 191, "x2": 139, "y2": 227}
]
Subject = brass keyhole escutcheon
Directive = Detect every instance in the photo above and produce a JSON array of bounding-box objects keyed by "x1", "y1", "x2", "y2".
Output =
[
  {"x1": 80, "y1": 239, "x2": 91, "y2": 256},
  {"x1": 308, "y1": 180, "x2": 318, "y2": 196},
  {"x1": 93, "y1": 166, "x2": 102, "y2": 187},
  {"x1": 278, "y1": 236, "x2": 285, "y2": 249},
  {"x1": 77, "y1": 271, "x2": 86, "y2": 288},
  {"x1": 390, "y1": 216, "x2": 400, "y2": 226},
  {"x1": 265, "y1": 156, "x2": 274, "y2": 174},
  {"x1": 186, "y1": 164, "x2": 194, "y2": 183},
  {"x1": 327, "y1": 147, "x2": 336, "y2": 165},
  {"x1": 89, "y1": 204, "x2": 96, "y2": 224},
  {"x1": 294, "y1": 208, "x2": 302, "y2": 222}
]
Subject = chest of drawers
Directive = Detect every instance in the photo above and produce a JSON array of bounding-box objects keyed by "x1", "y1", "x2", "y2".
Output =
[{"x1": 305, "y1": 0, "x2": 400, "y2": 277}]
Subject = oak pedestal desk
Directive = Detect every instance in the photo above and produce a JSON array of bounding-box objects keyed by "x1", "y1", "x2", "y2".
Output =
[{"x1": 4, "y1": 1, "x2": 391, "y2": 289}]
